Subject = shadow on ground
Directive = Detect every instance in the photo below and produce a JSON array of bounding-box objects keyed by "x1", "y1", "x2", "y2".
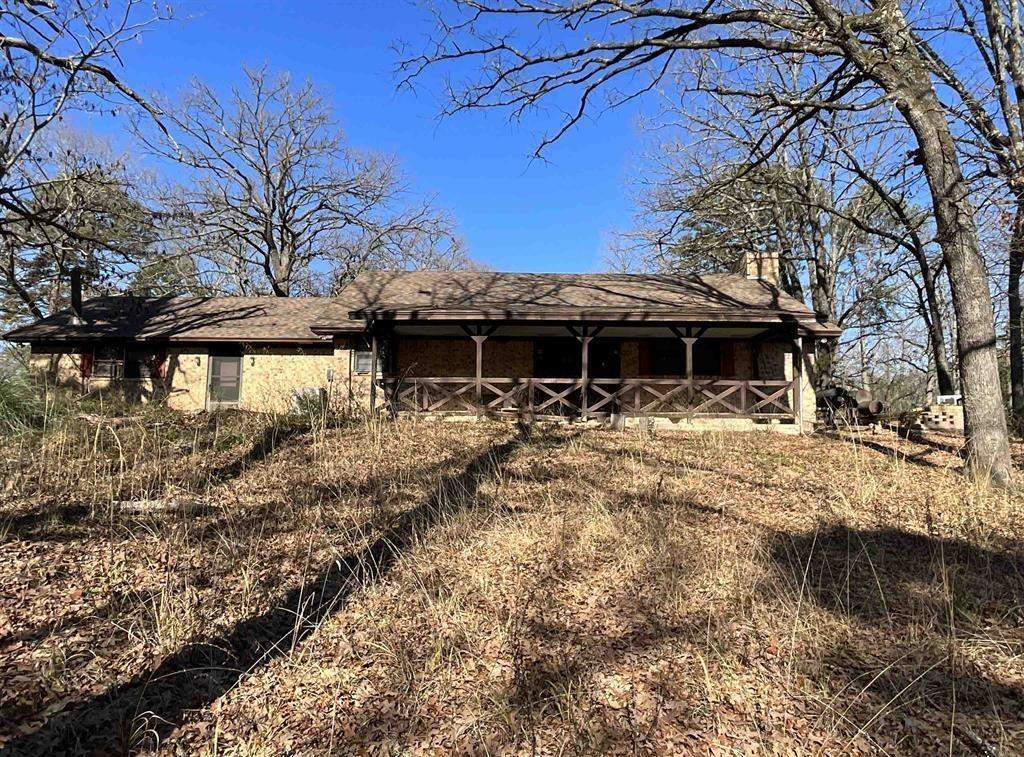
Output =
[
  {"x1": 2, "y1": 423, "x2": 311, "y2": 545},
  {"x1": 770, "y1": 525, "x2": 1024, "y2": 751},
  {"x1": 6, "y1": 426, "x2": 531, "y2": 756},
  {"x1": 821, "y1": 431, "x2": 956, "y2": 470}
]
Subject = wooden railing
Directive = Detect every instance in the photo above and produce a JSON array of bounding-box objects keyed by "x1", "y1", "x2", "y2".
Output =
[{"x1": 380, "y1": 376, "x2": 798, "y2": 421}]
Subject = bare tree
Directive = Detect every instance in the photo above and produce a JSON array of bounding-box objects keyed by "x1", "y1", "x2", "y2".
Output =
[
  {"x1": 1, "y1": 130, "x2": 156, "y2": 323},
  {"x1": 907, "y1": 1, "x2": 1024, "y2": 425},
  {"x1": 0, "y1": 1, "x2": 167, "y2": 322},
  {"x1": 140, "y1": 67, "x2": 468, "y2": 297},
  {"x1": 402, "y1": 0, "x2": 1013, "y2": 486}
]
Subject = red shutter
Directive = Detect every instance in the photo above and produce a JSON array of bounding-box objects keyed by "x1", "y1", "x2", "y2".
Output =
[
  {"x1": 721, "y1": 341, "x2": 735, "y2": 378},
  {"x1": 152, "y1": 349, "x2": 168, "y2": 378},
  {"x1": 638, "y1": 341, "x2": 651, "y2": 377}
]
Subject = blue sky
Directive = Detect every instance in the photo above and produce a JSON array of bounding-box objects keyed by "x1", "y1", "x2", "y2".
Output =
[{"x1": 101, "y1": 0, "x2": 646, "y2": 273}]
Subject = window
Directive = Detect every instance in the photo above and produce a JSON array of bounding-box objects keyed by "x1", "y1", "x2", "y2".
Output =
[
  {"x1": 647, "y1": 340, "x2": 683, "y2": 376},
  {"x1": 354, "y1": 338, "x2": 375, "y2": 374},
  {"x1": 640, "y1": 339, "x2": 722, "y2": 377},
  {"x1": 86, "y1": 346, "x2": 166, "y2": 380},
  {"x1": 92, "y1": 345, "x2": 124, "y2": 379},
  {"x1": 692, "y1": 342, "x2": 722, "y2": 377}
]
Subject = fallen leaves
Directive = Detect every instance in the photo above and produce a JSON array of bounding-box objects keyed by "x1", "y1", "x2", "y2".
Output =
[{"x1": 2, "y1": 419, "x2": 1023, "y2": 754}]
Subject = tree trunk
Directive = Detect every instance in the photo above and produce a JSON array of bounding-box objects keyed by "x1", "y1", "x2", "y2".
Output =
[
  {"x1": 807, "y1": 242, "x2": 838, "y2": 390},
  {"x1": 809, "y1": 273, "x2": 837, "y2": 390},
  {"x1": 815, "y1": 338, "x2": 836, "y2": 388},
  {"x1": 1009, "y1": 200, "x2": 1024, "y2": 424},
  {"x1": 914, "y1": 248, "x2": 956, "y2": 397},
  {"x1": 808, "y1": 0, "x2": 1013, "y2": 482},
  {"x1": 900, "y1": 88, "x2": 1012, "y2": 485},
  {"x1": 925, "y1": 302, "x2": 956, "y2": 397}
]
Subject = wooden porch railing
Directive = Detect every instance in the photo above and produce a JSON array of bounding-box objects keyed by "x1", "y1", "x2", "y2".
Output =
[{"x1": 379, "y1": 376, "x2": 797, "y2": 421}]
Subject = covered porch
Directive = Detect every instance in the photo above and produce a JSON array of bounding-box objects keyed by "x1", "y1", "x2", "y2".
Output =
[{"x1": 367, "y1": 322, "x2": 816, "y2": 428}]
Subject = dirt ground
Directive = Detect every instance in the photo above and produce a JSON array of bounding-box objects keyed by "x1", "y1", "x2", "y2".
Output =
[{"x1": 1, "y1": 412, "x2": 1022, "y2": 755}]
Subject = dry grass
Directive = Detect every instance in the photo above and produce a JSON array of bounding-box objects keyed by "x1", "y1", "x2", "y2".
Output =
[{"x1": 1, "y1": 413, "x2": 1023, "y2": 755}]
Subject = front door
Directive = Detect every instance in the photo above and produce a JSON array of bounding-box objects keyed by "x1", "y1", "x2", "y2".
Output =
[{"x1": 208, "y1": 354, "x2": 242, "y2": 408}]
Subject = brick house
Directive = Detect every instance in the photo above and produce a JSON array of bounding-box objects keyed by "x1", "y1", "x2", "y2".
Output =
[{"x1": 5, "y1": 254, "x2": 840, "y2": 431}]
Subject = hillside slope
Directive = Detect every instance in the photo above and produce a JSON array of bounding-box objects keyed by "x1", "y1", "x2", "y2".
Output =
[{"x1": 2, "y1": 416, "x2": 1022, "y2": 754}]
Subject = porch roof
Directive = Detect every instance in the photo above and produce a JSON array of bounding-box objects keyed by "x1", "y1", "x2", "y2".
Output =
[{"x1": 315, "y1": 271, "x2": 841, "y2": 337}]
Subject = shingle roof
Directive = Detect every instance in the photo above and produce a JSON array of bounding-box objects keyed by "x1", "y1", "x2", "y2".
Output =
[
  {"x1": 320, "y1": 270, "x2": 835, "y2": 329},
  {"x1": 4, "y1": 272, "x2": 842, "y2": 344},
  {"x1": 4, "y1": 296, "x2": 345, "y2": 343}
]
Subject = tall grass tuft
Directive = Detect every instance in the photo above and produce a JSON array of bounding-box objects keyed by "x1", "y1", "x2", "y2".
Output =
[{"x1": 0, "y1": 370, "x2": 48, "y2": 434}]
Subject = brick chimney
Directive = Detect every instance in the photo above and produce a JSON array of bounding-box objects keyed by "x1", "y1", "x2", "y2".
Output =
[{"x1": 740, "y1": 251, "x2": 780, "y2": 286}]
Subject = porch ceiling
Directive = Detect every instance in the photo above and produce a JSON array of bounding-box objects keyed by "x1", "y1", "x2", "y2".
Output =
[{"x1": 388, "y1": 323, "x2": 783, "y2": 338}]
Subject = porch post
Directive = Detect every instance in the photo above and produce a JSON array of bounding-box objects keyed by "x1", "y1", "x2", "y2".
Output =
[
  {"x1": 472, "y1": 333, "x2": 486, "y2": 417},
  {"x1": 462, "y1": 324, "x2": 497, "y2": 418},
  {"x1": 369, "y1": 328, "x2": 378, "y2": 416},
  {"x1": 683, "y1": 337, "x2": 695, "y2": 382},
  {"x1": 581, "y1": 330, "x2": 592, "y2": 420},
  {"x1": 792, "y1": 335, "x2": 804, "y2": 432},
  {"x1": 670, "y1": 325, "x2": 700, "y2": 414},
  {"x1": 570, "y1": 324, "x2": 601, "y2": 420}
]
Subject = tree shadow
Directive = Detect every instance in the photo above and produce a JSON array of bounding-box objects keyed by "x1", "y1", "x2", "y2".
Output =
[
  {"x1": 895, "y1": 428, "x2": 966, "y2": 456},
  {"x1": 205, "y1": 422, "x2": 311, "y2": 485},
  {"x1": 1, "y1": 421, "x2": 307, "y2": 545},
  {"x1": 769, "y1": 525, "x2": 1024, "y2": 750},
  {"x1": 6, "y1": 427, "x2": 530, "y2": 756},
  {"x1": 821, "y1": 431, "x2": 953, "y2": 471},
  {"x1": 1, "y1": 504, "x2": 93, "y2": 543}
]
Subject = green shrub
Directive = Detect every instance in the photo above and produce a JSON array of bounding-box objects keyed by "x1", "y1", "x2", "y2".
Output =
[{"x1": 0, "y1": 370, "x2": 47, "y2": 434}]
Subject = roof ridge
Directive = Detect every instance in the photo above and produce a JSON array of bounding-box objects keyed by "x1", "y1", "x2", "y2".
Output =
[{"x1": 356, "y1": 269, "x2": 745, "y2": 277}]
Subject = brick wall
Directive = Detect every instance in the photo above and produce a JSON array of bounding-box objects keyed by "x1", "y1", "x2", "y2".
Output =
[
  {"x1": 394, "y1": 337, "x2": 534, "y2": 377},
  {"x1": 239, "y1": 345, "x2": 340, "y2": 414},
  {"x1": 28, "y1": 349, "x2": 85, "y2": 389},
  {"x1": 757, "y1": 342, "x2": 788, "y2": 380},
  {"x1": 335, "y1": 336, "x2": 373, "y2": 415},
  {"x1": 29, "y1": 343, "x2": 354, "y2": 414},
  {"x1": 801, "y1": 342, "x2": 817, "y2": 433},
  {"x1": 165, "y1": 349, "x2": 207, "y2": 411},
  {"x1": 30, "y1": 347, "x2": 168, "y2": 402}
]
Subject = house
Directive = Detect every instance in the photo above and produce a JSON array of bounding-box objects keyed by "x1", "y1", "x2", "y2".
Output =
[{"x1": 5, "y1": 253, "x2": 840, "y2": 431}]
